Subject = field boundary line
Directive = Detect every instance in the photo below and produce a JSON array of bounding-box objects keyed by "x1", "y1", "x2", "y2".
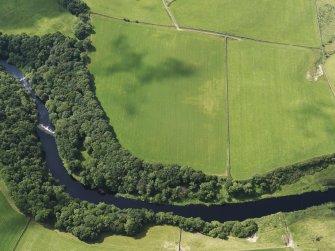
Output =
[
  {"x1": 225, "y1": 38, "x2": 231, "y2": 177},
  {"x1": 12, "y1": 217, "x2": 31, "y2": 251},
  {"x1": 178, "y1": 228, "x2": 182, "y2": 251},
  {"x1": 91, "y1": 12, "x2": 175, "y2": 29},
  {"x1": 91, "y1": 11, "x2": 322, "y2": 49},
  {"x1": 162, "y1": 0, "x2": 181, "y2": 30},
  {"x1": 179, "y1": 26, "x2": 320, "y2": 50}
]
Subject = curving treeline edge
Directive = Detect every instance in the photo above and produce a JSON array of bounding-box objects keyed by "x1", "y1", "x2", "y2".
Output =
[
  {"x1": 0, "y1": 0, "x2": 333, "y2": 207},
  {"x1": 0, "y1": 66, "x2": 257, "y2": 242}
]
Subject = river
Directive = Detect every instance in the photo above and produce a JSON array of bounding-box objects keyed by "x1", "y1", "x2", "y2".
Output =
[{"x1": 1, "y1": 60, "x2": 334, "y2": 222}]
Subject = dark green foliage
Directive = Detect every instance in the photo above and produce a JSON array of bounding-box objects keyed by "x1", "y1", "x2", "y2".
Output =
[
  {"x1": 74, "y1": 20, "x2": 93, "y2": 40},
  {"x1": 58, "y1": 0, "x2": 89, "y2": 16},
  {"x1": 0, "y1": 36, "x2": 257, "y2": 242},
  {"x1": 0, "y1": 31, "x2": 222, "y2": 204},
  {"x1": 226, "y1": 154, "x2": 335, "y2": 199}
]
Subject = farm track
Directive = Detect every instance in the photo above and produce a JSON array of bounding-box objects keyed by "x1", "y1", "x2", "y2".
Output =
[
  {"x1": 162, "y1": 0, "x2": 180, "y2": 30},
  {"x1": 91, "y1": 12, "x2": 321, "y2": 50},
  {"x1": 178, "y1": 228, "x2": 182, "y2": 251},
  {"x1": 12, "y1": 217, "x2": 31, "y2": 251},
  {"x1": 225, "y1": 38, "x2": 231, "y2": 177}
]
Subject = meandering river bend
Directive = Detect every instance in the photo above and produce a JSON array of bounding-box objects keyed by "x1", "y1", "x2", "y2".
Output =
[{"x1": 1, "y1": 60, "x2": 334, "y2": 222}]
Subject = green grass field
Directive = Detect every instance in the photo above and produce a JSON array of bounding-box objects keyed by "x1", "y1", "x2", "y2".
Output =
[
  {"x1": 286, "y1": 203, "x2": 335, "y2": 250},
  {"x1": 0, "y1": 0, "x2": 76, "y2": 36},
  {"x1": 325, "y1": 53, "x2": 335, "y2": 90},
  {"x1": 0, "y1": 182, "x2": 28, "y2": 251},
  {"x1": 16, "y1": 224, "x2": 181, "y2": 251},
  {"x1": 172, "y1": 0, "x2": 320, "y2": 46},
  {"x1": 89, "y1": 17, "x2": 228, "y2": 175},
  {"x1": 84, "y1": 0, "x2": 171, "y2": 25},
  {"x1": 229, "y1": 40, "x2": 335, "y2": 179}
]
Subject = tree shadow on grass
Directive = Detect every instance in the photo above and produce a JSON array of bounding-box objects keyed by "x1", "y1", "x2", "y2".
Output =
[
  {"x1": 103, "y1": 35, "x2": 198, "y2": 116},
  {"x1": 107, "y1": 35, "x2": 197, "y2": 85},
  {"x1": 292, "y1": 100, "x2": 335, "y2": 139}
]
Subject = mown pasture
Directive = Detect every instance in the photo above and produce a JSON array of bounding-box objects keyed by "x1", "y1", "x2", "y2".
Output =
[
  {"x1": 229, "y1": 40, "x2": 335, "y2": 179},
  {"x1": 84, "y1": 0, "x2": 171, "y2": 25},
  {"x1": 89, "y1": 17, "x2": 228, "y2": 175},
  {"x1": 16, "y1": 224, "x2": 180, "y2": 251},
  {"x1": 0, "y1": 183, "x2": 28, "y2": 251},
  {"x1": 325, "y1": 53, "x2": 335, "y2": 90},
  {"x1": 171, "y1": 0, "x2": 320, "y2": 46},
  {"x1": 0, "y1": 0, "x2": 76, "y2": 36}
]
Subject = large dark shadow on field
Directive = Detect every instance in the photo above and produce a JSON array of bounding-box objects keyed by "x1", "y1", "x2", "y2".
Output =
[
  {"x1": 292, "y1": 100, "x2": 335, "y2": 138},
  {"x1": 108, "y1": 35, "x2": 196, "y2": 84},
  {"x1": 0, "y1": 0, "x2": 70, "y2": 31},
  {"x1": 104, "y1": 35, "x2": 197, "y2": 116}
]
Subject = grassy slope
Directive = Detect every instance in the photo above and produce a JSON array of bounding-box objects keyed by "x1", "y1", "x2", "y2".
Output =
[
  {"x1": 181, "y1": 213, "x2": 289, "y2": 251},
  {"x1": 89, "y1": 17, "x2": 228, "y2": 175},
  {"x1": 172, "y1": 0, "x2": 320, "y2": 47},
  {"x1": 286, "y1": 203, "x2": 335, "y2": 250},
  {"x1": 229, "y1": 40, "x2": 335, "y2": 179},
  {"x1": 265, "y1": 165, "x2": 335, "y2": 198},
  {"x1": 16, "y1": 224, "x2": 181, "y2": 251},
  {"x1": 15, "y1": 204, "x2": 335, "y2": 251},
  {"x1": 0, "y1": 182, "x2": 28, "y2": 251},
  {"x1": 0, "y1": 0, "x2": 76, "y2": 36},
  {"x1": 325, "y1": 53, "x2": 335, "y2": 90},
  {"x1": 84, "y1": 0, "x2": 171, "y2": 25}
]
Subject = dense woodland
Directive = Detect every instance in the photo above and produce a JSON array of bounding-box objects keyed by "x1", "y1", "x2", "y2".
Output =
[
  {"x1": 0, "y1": 0, "x2": 333, "y2": 242},
  {"x1": 0, "y1": 69, "x2": 257, "y2": 241},
  {"x1": 0, "y1": 0, "x2": 333, "y2": 207}
]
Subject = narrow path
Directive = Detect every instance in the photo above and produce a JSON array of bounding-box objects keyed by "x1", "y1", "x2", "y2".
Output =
[
  {"x1": 314, "y1": 0, "x2": 335, "y2": 99},
  {"x1": 178, "y1": 228, "x2": 182, "y2": 251},
  {"x1": 162, "y1": 0, "x2": 181, "y2": 30},
  {"x1": 168, "y1": 0, "x2": 176, "y2": 7},
  {"x1": 12, "y1": 217, "x2": 31, "y2": 251},
  {"x1": 225, "y1": 38, "x2": 231, "y2": 177},
  {"x1": 283, "y1": 220, "x2": 300, "y2": 251}
]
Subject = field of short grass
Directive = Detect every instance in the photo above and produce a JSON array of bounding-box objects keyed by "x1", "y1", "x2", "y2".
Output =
[
  {"x1": 16, "y1": 224, "x2": 180, "y2": 251},
  {"x1": 0, "y1": 0, "x2": 76, "y2": 36},
  {"x1": 286, "y1": 203, "x2": 335, "y2": 250},
  {"x1": 89, "y1": 17, "x2": 228, "y2": 175},
  {"x1": 84, "y1": 0, "x2": 171, "y2": 25},
  {"x1": 0, "y1": 182, "x2": 28, "y2": 251},
  {"x1": 172, "y1": 0, "x2": 320, "y2": 46},
  {"x1": 228, "y1": 40, "x2": 335, "y2": 179},
  {"x1": 325, "y1": 53, "x2": 335, "y2": 90}
]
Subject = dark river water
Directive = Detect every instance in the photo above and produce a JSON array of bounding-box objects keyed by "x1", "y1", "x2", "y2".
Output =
[{"x1": 1, "y1": 60, "x2": 334, "y2": 222}]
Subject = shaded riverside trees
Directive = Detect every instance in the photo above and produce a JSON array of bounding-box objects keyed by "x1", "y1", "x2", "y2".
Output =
[
  {"x1": 0, "y1": 32, "x2": 221, "y2": 204},
  {"x1": 0, "y1": 69, "x2": 258, "y2": 241},
  {"x1": 1, "y1": 29, "x2": 333, "y2": 206}
]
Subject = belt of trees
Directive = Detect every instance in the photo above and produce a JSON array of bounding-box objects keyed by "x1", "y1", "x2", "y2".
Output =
[
  {"x1": 225, "y1": 154, "x2": 335, "y2": 199},
  {"x1": 0, "y1": 0, "x2": 332, "y2": 208},
  {"x1": 0, "y1": 31, "x2": 222, "y2": 204},
  {"x1": 0, "y1": 69, "x2": 257, "y2": 241}
]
